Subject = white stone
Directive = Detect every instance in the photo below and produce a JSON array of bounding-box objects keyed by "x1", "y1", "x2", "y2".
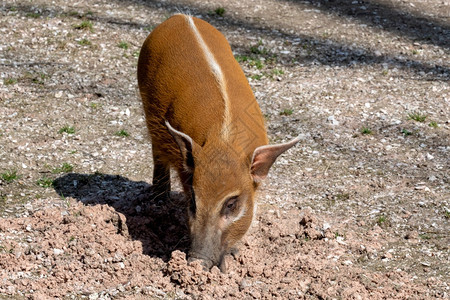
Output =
[
  {"x1": 53, "y1": 248, "x2": 64, "y2": 255},
  {"x1": 327, "y1": 115, "x2": 339, "y2": 126}
]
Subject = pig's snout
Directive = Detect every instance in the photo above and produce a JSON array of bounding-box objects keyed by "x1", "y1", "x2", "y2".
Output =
[{"x1": 187, "y1": 254, "x2": 214, "y2": 270}]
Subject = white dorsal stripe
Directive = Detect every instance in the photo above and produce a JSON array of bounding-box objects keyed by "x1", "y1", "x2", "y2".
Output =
[{"x1": 185, "y1": 15, "x2": 231, "y2": 140}]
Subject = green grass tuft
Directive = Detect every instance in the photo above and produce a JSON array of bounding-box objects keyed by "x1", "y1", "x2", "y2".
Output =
[
  {"x1": 73, "y1": 20, "x2": 93, "y2": 31},
  {"x1": 401, "y1": 128, "x2": 412, "y2": 136},
  {"x1": 37, "y1": 177, "x2": 53, "y2": 188},
  {"x1": 4, "y1": 78, "x2": 17, "y2": 85},
  {"x1": 59, "y1": 126, "x2": 75, "y2": 134},
  {"x1": 250, "y1": 46, "x2": 269, "y2": 55},
  {"x1": 376, "y1": 215, "x2": 387, "y2": 226},
  {"x1": 335, "y1": 193, "x2": 350, "y2": 201},
  {"x1": 26, "y1": 12, "x2": 41, "y2": 18},
  {"x1": 444, "y1": 210, "x2": 450, "y2": 219},
  {"x1": 115, "y1": 130, "x2": 129, "y2": 137},
  {"x1": 408, "y1": 111, "x2": 427, "y2": 122},
  {"x1": 419, "y1": 233, "x2": 431, "y2": 240},
  {"x1": 251, "y1": 74, "x2": 263, "y2": 80},
  {"x1": 279, "y1": 109, "x2": 294, "y2": 116},
  {"x1": 215, "y1": 7, "x2": 225, "y2": 17},
  {"x1": 78, "y1": 38, "x2": 91, "y2": 46},
  {"x1": 272, "y1": 69, "x2": 284, "y2": 76},
  {"x1": 118, "y1": 41, "x2": 129, "y2": 50},
  {"x1": 1, "y1": 170, "x2": 20, "y2": 183},
  {"x1": 361, "y1": 127, "x2": 373, "y2": 135},
  {"x1": 428, "y1": 121, "x2": 438, "y2": 128},
  {"x1": 52, "y1": 163, "x2": 74, "y2": 174},
  {"x1": 90, "y1": 102, "x2": 99, "y2": 109}
]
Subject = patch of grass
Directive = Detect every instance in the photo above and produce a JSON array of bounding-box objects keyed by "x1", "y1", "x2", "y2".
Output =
[
  {"x1": 444, "y1": 210, "x2": 450, "y2": 219},
  {"x1": 381, "y1": 69, "x2": 389, "y2": 76},
  {"x1": 428, "y1": 121, "x2": 438, "y2": 128},
  {"x1": 335, "y1": 193, "x2": 350, "y2": 201},
  {"x1": 235, "y1": 55, "x2": 265, "y2": 70},
  {"x1": 251, "y1": 74, "x2": 263, "y2": 80},
  {"x1": 361, "y1": 127, "x2": 373, "y2": 135},
  {"x1": 52, "y1": 163, "x2": 73, "y2": 174},
  {"x1": 4, "y1": 78, "x2": 17, "y2": 85},
  {"x1": 272, "y1": 69, "x2": 284, "y2": 76},
  {"x1": 132, "y1": 51, "x2": 140, "y2": 58},
  {"x1": 408, "y1": 111, "x2": 427, "y2": 122},
  {"x1": 250, "y1": 59, "x2": 264, "y2": 69},
  {"x1": 401, "y1": 128, "x2": 412, "y2": 136},
  {"x1": 412, "y1": 49, "x2": 419, "y2": 55},
  {"x1": 280, "y1": 109, "x2": 294, "y2": 116},
  {"x1": 376, "y1": 215, "x2": 387, "y2": 226},
  {"x1": 118, "y1": 41, "x2": 129, "y2": 50},
  {"x1": 419, "y1": 233, "x2": 431, "y2": 240},
  {"x1": 31, "y1": 72, "x2": 49, "y2": 85},
  {"x1": 40, "y1": 72, "x2": 49, "y2": 80},
  {"x1": 37, "y1": 177, "x2": 53, "y2": 188},
  {"x1": 115, "y1": 130, "x2": 129, "y2": 137},
  {"x1": 61, "y1": 193, "x2": 71, "y2": 209},
  {"x1": 215, "y1": 7, "x2": 225, "y2": 17},
  {"x1": 73, "y1": 20, "x2": 93, "y2": 31},
  {"x1": 78, "y1": 38, "x2": 91, "y2": 46},
  {"x1": 90, "y1": 102, "x2": 100, "y2": 109},
  {"x1": 250, "y1": 45, "x2": 269, "y2": 56},
  {"x1": 59, "y1": 126, "x2": 75, "y2": 134},
  {"x1": 26, "y1": 12, "x2": 41, "y2": 18},
  {"x1": 1, "y1": 170, "x2": 20, "y2": 183},
  {"x1": 327, "y1": 198, "x2": 336, "y2": 206},
  {"x1": 235, "y1": 55, "x2": 249, "y2": 63}
]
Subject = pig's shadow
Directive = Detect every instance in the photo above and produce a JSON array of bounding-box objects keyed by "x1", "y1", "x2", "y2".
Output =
[{"x1": 53, "y1": 173, "x2": 190, "y2": 261}]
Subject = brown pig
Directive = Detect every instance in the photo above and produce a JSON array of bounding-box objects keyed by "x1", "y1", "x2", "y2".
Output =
[{"x1": 137, "y1": 14, "x2": 299, "y2": 271}]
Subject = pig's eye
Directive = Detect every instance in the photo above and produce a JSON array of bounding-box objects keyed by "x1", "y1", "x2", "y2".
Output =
[{"x1": 221, "y1": 196, "x2": 239, "y2": 216}]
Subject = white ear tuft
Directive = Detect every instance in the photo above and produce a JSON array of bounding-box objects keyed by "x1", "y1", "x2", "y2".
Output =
[{"x1": 165, "y1": 121, "x2": 196, "y2": 171}]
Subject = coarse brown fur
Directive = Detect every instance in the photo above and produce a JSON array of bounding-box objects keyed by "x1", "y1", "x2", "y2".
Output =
[{"x1": 138, "y1": 14, "x2": 298, "y2": 270}]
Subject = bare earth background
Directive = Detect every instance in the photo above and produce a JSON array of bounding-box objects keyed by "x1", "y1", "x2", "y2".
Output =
[{"x1": 0, "y1": 0, "x2": 449, "y2": 299}]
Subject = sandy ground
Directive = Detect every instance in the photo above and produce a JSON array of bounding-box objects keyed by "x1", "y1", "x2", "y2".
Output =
[{"x1": 0, "y1": 0, "x2": 449, "y2": 298}]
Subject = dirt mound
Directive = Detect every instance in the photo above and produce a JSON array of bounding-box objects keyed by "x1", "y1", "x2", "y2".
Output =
[
  {"x1": 0, "y1": 197, "x2": 442, "y2": 299},
  {"x1": 0, "y1": 202, "x2": 170, "y2": 298}
]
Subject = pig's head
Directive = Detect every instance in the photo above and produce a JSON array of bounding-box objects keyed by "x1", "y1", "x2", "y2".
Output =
[{"x1": 166, "y1": 122, "x2": 299, "y2": 270}]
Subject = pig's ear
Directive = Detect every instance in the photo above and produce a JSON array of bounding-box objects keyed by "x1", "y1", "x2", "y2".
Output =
[
  {"x1": 251, "y1": 136, "x2": 300, "y2": 183},
  {"x1": 165, "y1": 121, "x2": 197, "y2": 172}
]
